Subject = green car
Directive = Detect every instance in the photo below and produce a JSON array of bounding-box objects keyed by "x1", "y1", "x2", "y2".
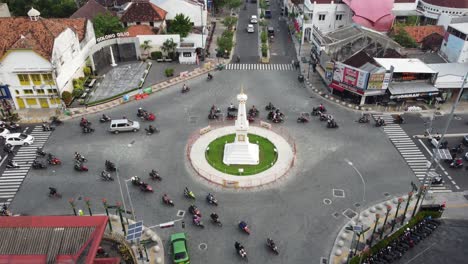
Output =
[{"x1": 170, "y1": 232, "x2": 190, "y2": 264}]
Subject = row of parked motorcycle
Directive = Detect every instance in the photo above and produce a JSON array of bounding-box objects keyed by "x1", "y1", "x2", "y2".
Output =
[
  {"x1": 177, "y1": 187, "x2": 279, "y2": 261},
  {"x1": 362, "y1": 216, "x2": 441, "y2": 264}
]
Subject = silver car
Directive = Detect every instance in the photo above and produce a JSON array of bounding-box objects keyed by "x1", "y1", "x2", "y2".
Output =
[{"x1": 109, "y1": 119, "x2": 140, "y2": 134}]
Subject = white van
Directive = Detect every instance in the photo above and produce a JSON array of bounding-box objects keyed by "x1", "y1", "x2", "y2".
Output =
[{"x1": 109, "y1": 119, "x2": 140, "y2": 134}]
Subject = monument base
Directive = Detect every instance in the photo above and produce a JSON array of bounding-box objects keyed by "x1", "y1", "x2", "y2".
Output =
[{"x1": 223, "y1": 142, "x2": 259, "y2": 165}]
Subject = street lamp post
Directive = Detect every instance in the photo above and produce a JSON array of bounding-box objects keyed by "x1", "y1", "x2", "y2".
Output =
[
  {"x1": 344, "y1": 159, "x2": 366, "y2": 263},
  {"x1": 124, "y1": 178, "x2": 137, "y2": 221},
  {"x1": 200, "y1": 3, "x2": 205, "y2": 60},
  {"x1": 391, "y1": 197, "x2": 403, "y2": 232},
  {"x1": 401, "y1": 192, "x2": 413, "y2": 225}
]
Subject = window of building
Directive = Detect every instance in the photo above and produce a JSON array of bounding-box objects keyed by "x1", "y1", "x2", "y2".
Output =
[
  {"x1": 36, "y1": 89, "x2": 45, "y2": 94},
  {"x1": 23, "y1": 89, "x2": 33, "y2": 94},
  {"x1": 15, "y1": 90, "x2": 19, "y2": 95},
  {"x1": 18, "y1": 74, "x2": 30, "y2": 85},
  {"x1": 136, "y1": 21, "x2": 141, "y2": 25},
  {"x1": 319, "y1": 14, "x2": 326, "y2": 21},
  {"x1": 336, "y1": 14, "x2": 343, "y2": 21},
  {"x1": 30, "y1": 74, "x2": 42, "y2": 85},
  {"x1": 42, "y1": 74, "x2": 54, "y2": 85},
  {"x1": 150, "y1": 22, "x2": 154, "y2": 27},
  {"x1": 183, "y1": 52, "x2": 192, "y2": 57},
  {"x1": 47, "y1": 89, "x2": 58, "y2": 94}
]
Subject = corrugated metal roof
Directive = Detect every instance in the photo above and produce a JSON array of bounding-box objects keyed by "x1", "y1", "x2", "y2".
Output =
[{"x1": 374, "y1": 58, "x2": 437, "y2": 73}]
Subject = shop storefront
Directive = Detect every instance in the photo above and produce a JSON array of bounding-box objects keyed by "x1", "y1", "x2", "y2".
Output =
[{"x1": 388, "y1": 83, "x2": 439, "y2": 104}]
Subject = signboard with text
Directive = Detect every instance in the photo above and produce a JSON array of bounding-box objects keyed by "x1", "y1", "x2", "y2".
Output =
[
  {"x1": 96, "y1": 32, "x2": 130, "y2": 43},
  {"x1": 332, "y1": 62, "x2": 369, "y2": 90}
]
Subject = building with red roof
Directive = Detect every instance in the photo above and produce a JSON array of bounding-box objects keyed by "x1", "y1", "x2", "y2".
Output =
[
  {"x1": 400, "y1": 25, "x2": 445, "y2": 50},
  {"x1": 121, "y1": 0, "x2": 167, "y2": 31},
  {"x1": 0, "y1": 215, "x2": 120, "y2": 264}
]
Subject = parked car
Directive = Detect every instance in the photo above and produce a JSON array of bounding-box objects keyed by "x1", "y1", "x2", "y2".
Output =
[
  {"x1": 250, "y1": 15, "x2": 258, "y2": 24},
  {"x1": 267, "y1": 26, "x2": 275, "y2": 37},
  {"x1": 247, "y1": 24, "x2": 255, "y2": 33},
  {"x1": 266, "y1": 0, "x2": 270, "y2": 5},
  {"x1": 0, "y1": 127, "x2": 10, "y2": 138},
  {"x1": 5, "y1": 133, "x2": 34, "y2": 146},
  {"x1": 170, "y1": 232, "x2": 190, "y2": 264},
  {"x1": 265, "y1": 10, "x2": 272, "y2": 18}
]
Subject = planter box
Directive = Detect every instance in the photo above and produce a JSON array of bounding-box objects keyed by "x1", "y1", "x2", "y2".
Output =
[
  {"x1": 156, "y1": 59, "x2": 164, "y2": 62},
  {"x1": 164, "y1": 58, "x2": 173, "y2": 62},
  {"x1": 261, "y1": 57, "x2": 269, "y2": 63}
]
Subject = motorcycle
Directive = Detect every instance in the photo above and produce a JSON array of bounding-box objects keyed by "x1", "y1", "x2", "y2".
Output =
[
  {"x1": 206, "y1": 193, "x2": 218, "y2": 206},
  {"x1": 162, "y1": 194, "x2": 174, "y2": 206},
  {"x1": 272, "y1": 116, "x2": 284, "y2": 123},
  {"x1": 239, "y1": 221, "x2": 250, "y2": 235},
  {"x1": 82, "y1": 126, "x2": 95, "y2": 133},
  {"x1": 189, "y1": 205, "x2": 202, "y2": 217},
  {"x1": 5, "y1": 122, "x2": 21, "y2": 132},
  {"x1": 105, "y1": 160, "x2": 116, "y2": 172},
  {"x1": 208, "y1": 112, "x2": 219, "y2": 120},
  {"x1": 192, "y1": 216, "x2": 205, "y2": 228},
  {"x1": 131, "y1": 176, "x2": 153, "y2": 192},
  {"x1": 319, "y1": 113, "x2": 328, "y2": 121},
  {"x1": 36, "y1": 147, "x2": 46, "y2": 156},
  {"x1": 358, "y1": 115, "x2": 370, "y2": 123},
  {"x1": 149, "y1": 170, "x2": 162, "y2": 181},
  {"x1": 228, "y1": 105, "x2": 238, "y2": 112},
  {"x1": 210, "y1": 213, "x2": 222, "y2": 227},
  {"x1": 137, "y1": 109, "x2": 147, "y2": 117},
  {"x1": 265, "y1": 103, "x2": 276, "y2": 111},
  {"x1": 74, "y1": 162, "x2": 88, "y2": 171},
  {"x1": 247, "y1": 114, "x2": 255, "y2": 122},
  {"x1": 6, "y1": 160, "x2": 19, "y2": 169},
  {"x1": 101, "y1": 170, "x2": 114, "y2": 181},
  {"x1": 267, "y1": 238, "x2": 279, "y2": 255},
  {"x1": 297, "y1": 115, "x2": 309, "y2": 123},
  {"x1": 32, "y1": 160, "x2": 47, "y2": 169},
  {"x1": 184, "y1": 188, "x2": 196, "y2": 200},
  {"x1": 375, "y1": 119, "x2": 386, "y2": 127},
  {"x1": 226, "y1": 112, "x2": 237, "y2": 120},
  {"x1": 75, "y1": 153, "x2": 87, "y2": 163},
  {"x1": 145, "y1": 127, "x2": 160, "y2": 135},
  {"x1": 248, "y1": 108, "x2": 259, "y2": 117},
  {"x1": 100, "y1": 114, "x2": 111, "y2": 123},
  {"x1": 42, "y1": 123, "x2": 55, "y2": 131},
  {"x1": 394, "y1": 115, "x2": 404, "y2": 124},
  {"x1": 181, "y1": 85, "x2": 190, "y2": 93},
  {"x1": 80, "y1": 118, "x2": 91, "y2": 127},
  {"x1": 431, "y1": 176, "x2": 443, "y2": 185},
  {"x1": 312, "y1": 106, "x2": 326, "y2": 115},
  {"x1": 327, "y1": 119, "x2": 339, "y2": 128},
  {"x1": 235, "y1": 242, "x2": 248, "y2": 261},
  {"x1": 207, "y1": 74, "x2": 213, "y2": 81},
  {"x1": 47, "y1": 154, "x2": 61, "y2": 165},
  {"x1": 450, "y1": 158, "x2": 463, "y2": 168},
  {"x1": 3, "y1": 144, "x2": 13, "y2": 155},
  {"x1": 141, "y1": 113, "x2": 156, "y2": 121}
]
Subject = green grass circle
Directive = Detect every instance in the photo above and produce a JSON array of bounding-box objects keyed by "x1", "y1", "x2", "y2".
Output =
[{"x1": 205, "y1": 134, "x2": 278, "y2": 176}]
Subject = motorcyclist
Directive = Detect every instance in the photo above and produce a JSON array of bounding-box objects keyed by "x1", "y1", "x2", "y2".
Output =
[
  {"x1": 81, "y1": 117, "x2": 88, "y2": 124},
  {"x1": 49, "y1": 187, "x2": 57, "y2": 196},
  {"x1": 74, "y1": 152, "x2": 82, "y2": 161},
  {"x1": 267, "y1": 102, "x2": 274, "y2": 109},
  {"x1": 7, "y1": 159, "x2": 14, "y2": 166},
  {"x1": 239, "y1": 221, "x2": 247, "y2": 230},
  {"x1": 42, "y1": 122, "x2": 51, "y2": 131},
  {"x1": 141, "y1": 182, "x2": 148, "y2": 190},
  {"x1": 182, "y1": 84, "x2": 189, "y2": 92},
  {"x1": 319, "y1": 103, "x2": 325, "y2": 112},
  {"x1": 327, "y1": 114, "x2": 334, "y2": 121},
  {"x1": 207, "y1": 73, "x2": 213, "y2": 80},
  {"x1": 163, "y1": 193, "x2": 170, "y2": 203},
  {"x1": 236, "y1": 55, "x2": 240, "y2": 63},
  {"x1": 267, "y1": 238, "x2": 276, "y2": 249},
  {"x1": 210, "y1": 212, "x2": 219, "y2": 221},
  {"x1": 207, "y1": 193, "x2": 214, "y2": 202},
  {"x1": 235, "y1": 241, "x2": 246, "y2": 257},
  {"x1": 102, "y1": 114, "x2": 110, "y2": 121},
  {"x1": 146, "y1": 125, "x2": 156, "y2": 134},
  {"x1": 193, "y1": 215, "x2": 201, "y2": 224},
  {"x1": 229, "y1": 103, "x2": 236, "y2": 111},
  {"x1": 138, "y1": 107, "x2": 145, "y2": 116},
  {"x1": 184, "y1": 187, "x2": 190, "y2": 197}
]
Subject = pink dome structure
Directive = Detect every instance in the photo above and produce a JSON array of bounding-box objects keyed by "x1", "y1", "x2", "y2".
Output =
[{"x1": 343, "y1": 0, "x2": 395, "y2": 32}]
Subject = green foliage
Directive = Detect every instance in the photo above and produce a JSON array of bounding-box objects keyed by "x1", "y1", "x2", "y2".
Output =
[
  {"x1": 83, "y1": 66, "x2": 91, "y2": 76},
  {"x1": 140, "y1": 40, "x2": 152, "y2": 55},
  {"x1": 165, "y1": 68, "x2": 174, "y2": 77},
  {"x1": 259, "y1": 20, "x2": 268, "y2": 27},
  {"x1": 61, "y1": 91, "x2": 72, "y2": 105},
  {"x1": 72, "y1": 87, "x2": 84, "y2": 98},
  {"x1": 92, "y1": 13, "x2": 125, "y2": 38},
  {"x1": 217, "y1": 30, "x2": 234, "y2": 54},
  {"x1": 261, "y1": 31, "x2": 267, "y2": 43},
  {"x1": 405, "y1": 16, "x2": 419, "y2": 26},
  {"x1": 4, "y1": 0, "x2": 77, "y2": 17},
  {"x1": 222, "y1": 17, "x2": 238, "y2": 30},
  {"x1": 227, "y1": 0, "x2": 242, "y2": 9},
  {"x1": 161, "y1": 38, "x2": 177, "y2": 58},
  {"x1": 259, "y1": 0, "x2": 267, "y2": 9},
  {"x1": 167, "y1": 13, "x2": 193, "y2": 38},
  {"x1": 72, "y1": 78, "x2": 85, "y2": 89},
  {"x1": 392, "y1": 27, "x2": 418, "y2": 48},
  {"x1": 151, "y1": 51, "x2": 163, "y2": 60},
  {"x1": 260, "y1": 10, "x2": 265, "y2": 19},
  {"x1": 261, "y1": 43, "x2": 268, "y2": 57}
]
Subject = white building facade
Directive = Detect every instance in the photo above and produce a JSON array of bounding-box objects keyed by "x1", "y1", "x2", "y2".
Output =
[
  {"x1": 0, "y1": 9, "x2": 96, "y2": 109},
  {"x1": 440, "y1": 23, "x2": 468, "y2": 63},
  {"x1": 418, "y1": 0, "x2": 468, "y2": 24}
]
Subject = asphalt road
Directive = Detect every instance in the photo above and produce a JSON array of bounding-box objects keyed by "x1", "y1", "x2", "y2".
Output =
[
  {"x1": 266, "y1": 0, "x2": 296, "y2": 64},
  {"x1": 11, "y1": 70, "x2": 416, "y2": 264},
  {"x1": 233, "y1": 1, "x2": 260, "y2": 63}
]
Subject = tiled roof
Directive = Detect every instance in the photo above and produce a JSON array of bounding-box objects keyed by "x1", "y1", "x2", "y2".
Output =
[
  {"x1": 96, "y1": 0, "x2": 130, "y2": 7},
  {"x1": 421, "y1": 0, "x2": 468, "y2": 9},
  {"x1": 121, "y1": 1, "x2": 167, "y2": 23},
  {"x1": 402, "y1": 25, "x2": 445, "y2": 43},
  {"x1": 0, "y1": 17, "x2": 87, "y2": 61},
  {"x1": 128, "y1": 25, "x2": 155, "y2": 36},
  {"x1": 71, "y1": 0, "x2": 113, "y2": 20},
  {"x1": 394, "y1": 0, "x2": 416, "y2": 3}
]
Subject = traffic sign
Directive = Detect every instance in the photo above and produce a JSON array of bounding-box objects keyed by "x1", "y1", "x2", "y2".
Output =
[
  {"x1": 126, "y1": 221, "x2": 144, "y2": 242},
  {"x1": 159, "y1": 221, "x2": 175, "y2": 229}
]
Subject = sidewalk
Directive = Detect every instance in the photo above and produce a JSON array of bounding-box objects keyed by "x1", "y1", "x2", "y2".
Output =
[
  {"x1": 329, "y1": 191, "x2": 462, "y2": 264},
  {"x1": 106, "y1": 214, "x2": 165, "y2": 264}
]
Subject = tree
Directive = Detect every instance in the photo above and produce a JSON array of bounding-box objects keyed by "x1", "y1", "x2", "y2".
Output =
[
  {"x1": 168, "y1": 13, "x2": 193, "y2": 38},
  {"x1": 92, "y1": 13, "x2": 125, "y2": 38},
  {"x1": 222, "y1": 17, "x2": 237, "y2": 30},
  {"x1": 3, "y1": 0, "x2": 77, "y2": 17},
  {"x1": 161, "y1": 38, "x2": 178, "y2": 59},
  {"x1": 140, "y1": 40, "x2": 152, "y2": 57},
  {"x1": 393, "y1": 27, "x2": 418, "y2": 48},
  {"x1": 226, "y1": 0, "x2": 242, "y2": 9}
]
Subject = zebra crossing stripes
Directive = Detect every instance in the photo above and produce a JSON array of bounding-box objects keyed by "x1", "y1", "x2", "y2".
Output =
[
  {"x1": 374, "y1": 114, "x2": 452, "y2": 193},
  {"x1": 0, "y1": 125, "x2": 53, "y2": 205},
  {"x1": 225, "y1": 63, "x2": 294, "y2": 71}
]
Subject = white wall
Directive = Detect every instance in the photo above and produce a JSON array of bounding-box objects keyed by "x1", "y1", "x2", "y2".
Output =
[
  {"x1": 303, "y1": 2, "x2": 352, "y2": 34},
  {"x1": 393, "y1": 1, "x2": 418, "y2": 11},
  {"x1": 440, "y1": 33, "x2": 468, "y2": 63},
  {"x1": 136, "y1": 34, "x2": 181, "y2": 54},
  {"x1": 419, "y1": 0, "x2": 468, "y2": 21},
  {"x1": 52, "y1": 23, "x2": 96, "y2": 93},
  {"x1": 151, "y1": 0, "x2": 208, "y2": 27}
]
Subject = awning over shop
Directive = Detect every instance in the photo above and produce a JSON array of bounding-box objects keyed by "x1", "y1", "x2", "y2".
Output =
[
  {"x1": 388, "y1": 82, "x2": 439, "y2": 98},
  {"x1": 329, "y1": 82, "x2": 344, "y2": 92}
]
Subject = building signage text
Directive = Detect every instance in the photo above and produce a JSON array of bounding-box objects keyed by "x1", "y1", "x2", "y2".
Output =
[
  {"x1": 333, "y1": 62, "x2": 369, "y2": 90},
  {"x1": 96, "y1": 32, "x2": 130, "y2": 43}
]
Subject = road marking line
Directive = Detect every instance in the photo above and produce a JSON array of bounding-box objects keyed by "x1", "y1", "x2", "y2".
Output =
[
  {"x1": 456, "y1": 185, "x2": 461, "y2": 189},
  {"x1": 447, "y1": 176, "x2": 453, "y2": 180},
  {"x1": 418, "y1": 139, "x2": 433, "y2": 156}
]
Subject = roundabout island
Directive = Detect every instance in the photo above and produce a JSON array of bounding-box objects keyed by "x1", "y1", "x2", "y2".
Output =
[{"x1": 188, "y1": 89, "x2": 295, "y2": 188}]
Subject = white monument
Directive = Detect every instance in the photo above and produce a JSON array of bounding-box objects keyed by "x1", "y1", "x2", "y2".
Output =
[{"x1": 223, "y1": 88, "x2": 259, "y2": 165}]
